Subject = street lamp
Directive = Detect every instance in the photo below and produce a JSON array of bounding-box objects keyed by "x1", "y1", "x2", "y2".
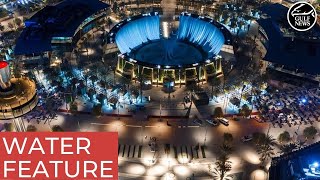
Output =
[
  {"x1": 239, "y1": 84, "x2": 246, "y2": 107},
  {"x1": 157, "y1": 66, "x2": 160, "y2": 87},
  {"x1": 203, "y1": 124, "x2": 208, "y2": 146},
  {"x1": 223, "y1": 93, "x2": 229, "y2": 113},
  {"x1": 117, "y1": 95, "x2": 121, "y2": 120},
  {"x1": 159, "y1": 98, "x2": 162, "y2": 122}
]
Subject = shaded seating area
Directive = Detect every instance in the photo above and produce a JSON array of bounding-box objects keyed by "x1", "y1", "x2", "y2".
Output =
[{"x1": 254, "y1": 87, "x2": 320, "y2": 128}]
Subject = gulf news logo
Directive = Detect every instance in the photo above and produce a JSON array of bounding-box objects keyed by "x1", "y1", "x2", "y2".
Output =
[{"x1": 287, "y1": 1, "x2": 317, "y2": 31}]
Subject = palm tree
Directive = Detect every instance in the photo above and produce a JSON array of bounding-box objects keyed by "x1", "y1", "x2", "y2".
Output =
[
  {"x1": 69, "y1": 77, "x2": 78, "y2": 96},
  {"x1": 64, "y1": 70, "x2": 73, "y2": 84},
  {"x1": 212, "y1": 167, "x2": 233, "y2": 180},
  {"x1": 263, "y1": 134, "x2": 276, "y2": 147},
  {"x1": 208, "y1": 75, "x2": 221, "y2": 99},
  {"x1": 280, "y1": 143, "x2": 297, "y2": 155},
  {"x1": 255, "y1": 133, "x2": 276, "y2": 165},
  {"x1": 220, "y1": 143, "x2": 233, "y2": 156},
  {"x1": 90, "y1": 75, "x2": 99, "y2": 92},
  {"x1": 213, "y1": 154, "x2": 233, "y2": 180},
  {"x1": 0, "y1": 24, "x2": 5, "y2": 32},
  {"x1": 257, "y1": 144, "x2": 274, "y2": 164},
  {"x1": 230, "y1": 18, "x2": 238, "y2": 33},
  {"x1": 70, "y1": 102, "x2": 78, "y2": 116},
  {"x1": 136, "y1": 67, "x2": 145, "y2": 103},
  {"x1": 122, "y1": 77, "x2": 131, "y2": 89},
  {"x1": 106, "y1": 17, "x2": 113, "y2": 30},
  {"x1": 223, "y1": 133, "x2": 233, "y2": 145}
]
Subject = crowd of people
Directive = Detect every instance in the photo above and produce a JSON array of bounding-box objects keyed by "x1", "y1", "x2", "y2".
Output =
[
  {"x1": 22, "y1": 87, "x2": 63, "y2": 125},
  {"x1": 254, "y1": 87, "x2": 320, "y2": 128}
]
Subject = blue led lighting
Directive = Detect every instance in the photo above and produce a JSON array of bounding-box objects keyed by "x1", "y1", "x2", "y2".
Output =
[
  {"x1": 177, "y1": 15, "x2": 225, "y2": 58},
  {"x1": 114, "y1": 14, "x2": 226, "y2": 60},
  {"x1": 115, "y1": 15, "x2": 160, "y2": 54}
]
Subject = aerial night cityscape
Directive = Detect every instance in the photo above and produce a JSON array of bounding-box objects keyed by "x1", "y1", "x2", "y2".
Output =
[{"x1": 0, "y1": 0, "x2": 319, "y2": 179}]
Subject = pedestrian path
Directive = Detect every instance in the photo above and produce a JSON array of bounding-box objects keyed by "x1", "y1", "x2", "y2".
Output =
[
  {"x1": 118, "y1": 143, "x2": 207, "y2": 160},
  {"x1": 170, "y1": 144, "x2": 207, "y2": 159},
  {"x1": 118, "y1": 144, "x2": 142, "y2": 158}
]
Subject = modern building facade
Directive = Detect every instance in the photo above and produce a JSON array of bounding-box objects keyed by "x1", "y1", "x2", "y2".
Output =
[
  {"x1": 0, "y1": 61, "x2": 38, "y2": 120},
  {"x1": 269, "y1": 142, "x2": 320, "y2": 180},
  {"x1": 257, "y1": 4, "x2": 320, "y2": 84},
  {"x1": 14, "y1": 0, "x2": 110, "y2": 67}
]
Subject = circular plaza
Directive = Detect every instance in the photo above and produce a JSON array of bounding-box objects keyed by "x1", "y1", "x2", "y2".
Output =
[{"x1": 108, "y1": 12, "x2": 233, "y2": 86}]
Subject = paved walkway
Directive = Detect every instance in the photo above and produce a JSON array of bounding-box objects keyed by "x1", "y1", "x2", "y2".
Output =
[{"x1": 20, "y1": 110, "x2": 320, "y2": 179}]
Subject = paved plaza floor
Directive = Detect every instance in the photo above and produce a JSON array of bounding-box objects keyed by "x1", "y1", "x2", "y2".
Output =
[{"x1": 20, "y1": 109, "x2": 320, "y2": 179}]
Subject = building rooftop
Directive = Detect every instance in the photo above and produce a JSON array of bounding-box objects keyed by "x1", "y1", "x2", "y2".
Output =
[
  {"x1": 258, "y1": 3, "x2": 320, "y2": 75},
  {"x1": 269, "y1": 142, "x2": 320, "y2": 180},
  {"x1": 14, "y1": 0, "x2": 109, "y2": 55},
  {"x1": 259, "y1": 3, "x2": 288, "y2": 21}
]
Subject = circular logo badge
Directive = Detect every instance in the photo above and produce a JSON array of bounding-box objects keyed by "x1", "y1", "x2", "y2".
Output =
[{"x1": 287, "y1": 2, "x2": 317, "y2": 32}]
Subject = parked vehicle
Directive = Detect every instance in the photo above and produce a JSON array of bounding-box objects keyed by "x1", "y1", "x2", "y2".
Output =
[
  {"x1": 206, "y1": 119, "x2": 219, "y2": 126},
  {"x1": 218, "y1": 118, "x2": 229, "y2": 126},
  {"x1": 193, "y1": 119, "x2": 203, "y2": 126},
  {"x1": 241, "y1": 135, "x2": 253, "y2": 142}
]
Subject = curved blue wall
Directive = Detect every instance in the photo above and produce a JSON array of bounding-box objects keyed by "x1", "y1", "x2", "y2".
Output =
[
  {"x1": 115, "y1": 15, "x2": 160, "y2": 54},
  {"x1": 177, "y1": 15, "x2": 225, "y2": 58}
]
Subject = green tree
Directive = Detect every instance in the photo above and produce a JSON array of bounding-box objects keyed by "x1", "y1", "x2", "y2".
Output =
[
  {"x1": 107, "y1": 17, "x2": 113, "y2": 29},
  {"x1": 257, "y1": 144, "x2": 275, "y2": 164},
  {"x1": 0, "y1": 8, "x2": 8, "y2": 18},
  {"x1": 278, "y1": 131, "x2": 291, "y2": 144},
  {"x1": 70, "y1": 102, "x2": 78, "y2": 115},
  {"x1": 261, "y1": 134, "x2": 276, "y2": 147},
  {"x1": 213, "y1": 154, "x2": 233, "y2": 180},
  {"x1": 4, "y1": 123, "x2": 13, "y2": 131},
  {"x1": 223, "y1": 133, "x2": 233, "y2": 145},
  {"x1": 14, "y1": 18, "x2": 22, "y2": 28},
  {"x1": 239, "y1": 104, "x2": 251, "y2": 117},
  {"x1": 0, "y1": 23, "x2": 4, "y2": 32},
  {"x1": 7, "y1": 22, "x2": 14, "y2": 31},
  {"x1": 136, "y1": 67, "x2": 146, "y2": 103},
  {"x1": 220, "y1": 143, "x2": 233, "y2": 156},
  {"x1": 280, "y1": 143, "x2": 297, "y2": 155},
  {"x1": 26, "y1": 125, "x2": 37, "y2": 132},
  {"x1": 90, "y1": 75, "x2": 98, "y2": 92},
  {"x1": 213, "y1": 107, "x2": 224, "y2": 118},
  {"x1": 208, "y1": 75, "x2": 221, "y2": 98},
  {"x1": 303, "y1": 126, "x2": 318, "y2": 140},
  {"x1": 92, "y1": 104, "x2": 102, "y2": 117},
  {"x1": 51, "y1": 125, "x2": 64, "y2": 132},
  {"x1": 253, "y1": 133, "x2": 276, "y2": 165}
]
